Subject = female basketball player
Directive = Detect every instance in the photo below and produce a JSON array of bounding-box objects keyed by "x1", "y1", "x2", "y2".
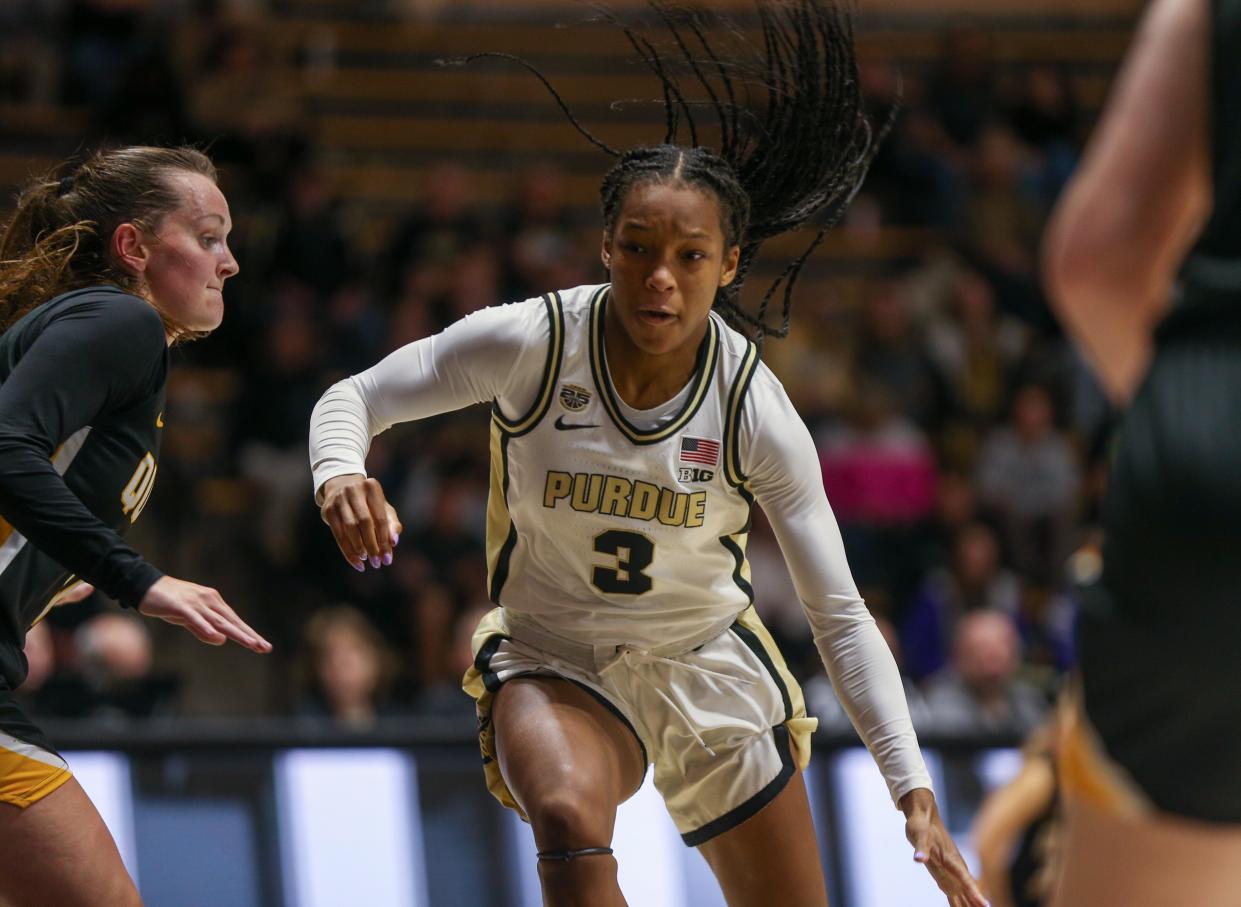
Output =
[
  {"x1": 312, "y1": 3, "x2": 984, "y2": 904},
  {"x1": 0, "y1": 145, "x2": 271, "y2": 906},
  {"x1": 1045, "y1": 0, "x2": 1241, "y2": 903}
]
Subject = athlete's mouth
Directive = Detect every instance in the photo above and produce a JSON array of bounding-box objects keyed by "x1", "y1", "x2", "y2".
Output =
[{"x1": 638, "y1": 309, "x2": 676, "y2": 325}]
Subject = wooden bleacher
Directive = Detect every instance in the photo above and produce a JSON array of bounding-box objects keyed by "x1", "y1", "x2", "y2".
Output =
[{"x1": 0, "y1": 1, "x2": 1140, "y2": 271}]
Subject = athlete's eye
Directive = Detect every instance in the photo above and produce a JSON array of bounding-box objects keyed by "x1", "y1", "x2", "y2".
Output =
[
  {"x1": 683, "y1": 250, "x2": 707, "y2": 262},
  {"x1": 200, "y1": 234, "x2": 219, "y2": 248},
  {"x1": 621, "y1": 242, "x2": 645, "y2": 254}
]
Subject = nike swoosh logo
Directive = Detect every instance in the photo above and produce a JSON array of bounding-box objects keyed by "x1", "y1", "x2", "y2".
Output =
[
  {"x1": 554, "y1": 415, "x2": 599, "y2": 431},
  {"x1": 156, "y1": 412, "x2": 165, "y2": 428}
]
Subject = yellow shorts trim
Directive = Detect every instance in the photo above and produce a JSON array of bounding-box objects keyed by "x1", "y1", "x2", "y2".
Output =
[
  {"x1": 0, "y1": 739, "x2": 72, "y2": 810},
  {"x1": 731, "y1": 606, "x2": 817, "y2": 770},
  {"x1": 461, "y1": 607, "x2": 526, "y2": 819}
]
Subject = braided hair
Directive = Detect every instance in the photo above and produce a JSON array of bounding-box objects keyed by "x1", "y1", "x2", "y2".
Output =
[{"x1": 454, "y1": 0, "x2": 882, "y2": 340}]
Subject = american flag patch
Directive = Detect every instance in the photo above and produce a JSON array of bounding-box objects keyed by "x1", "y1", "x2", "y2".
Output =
[{"x1": 679, "y1": 436, "x2": 720, "y2": 466}]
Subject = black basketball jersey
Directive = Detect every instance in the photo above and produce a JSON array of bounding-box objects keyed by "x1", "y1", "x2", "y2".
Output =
[
  {"x1": 1181, "y1": 0, "x2": 1241, "y2": 301},
  {"x1": 0, "y1": 287, "x2": 167, "y2": 686}
]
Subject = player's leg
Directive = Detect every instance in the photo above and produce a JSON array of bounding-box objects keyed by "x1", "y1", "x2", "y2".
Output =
[
  {"x1": 492, "y1": 675, "x2": 646, "y2": 907},
  {"x1": 696, "y1": 766, "x2": 828, "y2": 907},
  {"x1": 0, "y1": 777, "x2": 141, "y2": 907}
]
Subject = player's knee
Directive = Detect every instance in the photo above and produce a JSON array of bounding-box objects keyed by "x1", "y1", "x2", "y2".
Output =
[{"x1": 527, "y1": 792, "x2": 612, "y2": 852}]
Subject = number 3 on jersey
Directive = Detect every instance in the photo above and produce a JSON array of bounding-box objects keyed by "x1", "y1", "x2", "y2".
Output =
[
  {"x1": 591, "y1": 529, "x2": 654, "y2": 595},
  {"x1": 121, "y1": 452, "x2": 157, "y2": 522}
]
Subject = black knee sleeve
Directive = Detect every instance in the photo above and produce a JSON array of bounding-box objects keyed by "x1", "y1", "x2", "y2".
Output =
[{"x1": 536, "y1": 846, "x2": 614, "y2": 862}]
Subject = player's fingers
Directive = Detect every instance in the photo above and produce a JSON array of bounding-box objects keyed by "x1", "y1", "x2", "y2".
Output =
[
  {"x1": 943, "y1": 849, "x2": 982, "y2": 893},
  {"x1": 345, "y1": 485, "x2": 381, "y2": 567},
  {"x1": 384, "y1": 502, "x2": 403, "y2": 546},
  {"x1": 207, "y1": 599, "x2": 272, "y2": 652},
  {"x1": 326, "y1": 497, "x2": 367, "y2": 570},
  {"x1": 177, "y1": 608, "x2": 227, "y2": 646},
  {"x1": 361, "y1": 479, "x2": 392, "y2": 565}
]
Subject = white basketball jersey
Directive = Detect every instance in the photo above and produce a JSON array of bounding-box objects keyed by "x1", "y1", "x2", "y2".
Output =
[{"x1": 487, "y1": 284, "x2": 761, "y2": 650}]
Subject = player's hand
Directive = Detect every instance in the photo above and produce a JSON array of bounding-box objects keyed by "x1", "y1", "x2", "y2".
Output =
[
  {"x1": 900, "y1": 787, "x2": 990, "y2": 907},
  {"x1": 138, "y1": 576, "x2": 272, "y2": 653},
  {"x1": 319, "y1": 474, "x2": 403, "y2": 572},
  {"x1": 57, "y1": 581, "x2": 96, "y2": 605}
]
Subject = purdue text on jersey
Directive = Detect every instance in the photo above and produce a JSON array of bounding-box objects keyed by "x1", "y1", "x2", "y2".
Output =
[{"x1": 542, "y1": 470, "x2": 707, "y2": 528}]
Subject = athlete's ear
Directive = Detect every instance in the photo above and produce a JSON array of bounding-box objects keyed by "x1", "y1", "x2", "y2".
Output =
[
  {"x1": 600, "y1": 229, "x2": 612, "y2": 271},
  {"x1": 720, "y1": 244, "x2": 741, "y2": 287},
  {"x1": 111, "y1": 222, "x2": 151, "y2": 277}
]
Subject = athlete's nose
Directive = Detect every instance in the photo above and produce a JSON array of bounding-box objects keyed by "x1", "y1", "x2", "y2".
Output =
[{"x1": 645, "y1": 260, "x2": 675, "y2": 293}]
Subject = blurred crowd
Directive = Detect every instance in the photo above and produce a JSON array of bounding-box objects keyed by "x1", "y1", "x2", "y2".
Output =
[{"x1": 3, "y1": 0, "x2": 1117, "y2": 741}]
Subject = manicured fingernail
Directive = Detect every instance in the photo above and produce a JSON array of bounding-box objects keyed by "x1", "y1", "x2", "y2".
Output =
[
  {"x1": 914, "y1": 851, "x2": 927, "y2": 862},
  {"x1": 353, "y1": 561, "x2": 365, "y2": 572},
  {"x1": 391, "y1": 531, "x2": 400, "y2": 546},
  {"x1": 383, "y1": 551, "x2": 392, "y2": 566},
  {"x1": 369, "y1": 555, "x2": 381, "y2": 568}
]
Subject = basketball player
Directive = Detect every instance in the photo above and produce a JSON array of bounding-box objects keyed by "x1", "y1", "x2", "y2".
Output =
[
  {"x1": 0, "y1": 146, "x2": 271, "y2": 906},
  {"x1": 312, "y1": 3, "x2": 984, "y2": 904},
  {"x1": 1044, "y1": 0, "x2": 1241, "y2": 903}
]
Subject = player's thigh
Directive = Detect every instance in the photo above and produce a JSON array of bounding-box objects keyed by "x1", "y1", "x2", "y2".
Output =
[
  {"x1": 492, "y1": 675, "x2": 646, "y2": 845},
  {"x1": 696, "y1": 769, "x2": 827, "y2": 907},
  {"x1": 0, "y1": 777, "x2": 140, "y2": 907},
  {"x1": 1053, "y1": 792, "x2": 1241, "y2": 907}
]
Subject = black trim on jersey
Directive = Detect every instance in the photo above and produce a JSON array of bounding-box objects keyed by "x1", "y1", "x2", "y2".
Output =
[
  {"x1": 474, "y1": 632, "x2": 511, "y2": 693},
  {"x1": 488, "y1": 293, "x2": 564, "y2": 602},
  {"x1": 588, "y1": 288, "x2": 720, "y2": 445},
  {"x1": 719, "y1": 532, "x2": 755, "y2": 604},
  {"x1": 491, "y1": 292, "x2": 565, "y2": 437},
  {"x1": 730, "y1": 621, "x2": 793, "y2": 722},
  {"x1": 565, "y1": 678, "x2": 650, "y2": 770},
  {"x1": 723, "y1": 338, "x2": 760, "y2": 488},
  {"x1": 489, "y1": 430, "x2": 519, "y2": 604},
  {"x1": 681, "y1": 725, "x2": 794, "y2": 847}
]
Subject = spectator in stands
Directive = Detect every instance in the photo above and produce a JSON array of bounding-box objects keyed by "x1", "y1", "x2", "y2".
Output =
[
  {"x1": 270, "y1": 161, "x2": 357, "y2": 300},
  {"x1": 975, "y1": 382, "x2": 1081, "y2": 585},
  {"x1": 0, "y1": 0, "x2": 59, "y2": 106},
  {"x1": 380, "y1": 162, "x2": 489, "y2": 298},
  {"x1": 901, "y1": 521, "x2": 1022, "y2": 681},
  {"x1": 295, "y1": 605, "x2": 402, "y2": 729},
  {"x1": 188, "y1": 20, "x2": 307, "y2": 197},
  {"x1": 958, "y1": 122, "x2": 1053, "y2": 329},
  {"x1": 235, "y1": 303, "x2": 326, "y2": 567},
  {"x1": 926, "y1": 266, "x2": 1029, "y2": 468},
  {"x1": 851, "y1": 275, "x2": 945, "y2": 430},
  {"x1": 927, "y1": 27, "x2": 998, "y2": 149},
  {"x1": 922, "y1": 611, "x2": 1047, "y2": 737},
  {"x1": 819, "y1": 379, "x2": 938, "y2": 595},
  {"x1": 73, "y1": 612, "x2": 176, "y2": 720},
  {"x1": 1005, "y1": 64, "x2": 1082, "y2": 204},
  {"x1": 501, "y1": 162, "x2": 583, "y2": 299}
]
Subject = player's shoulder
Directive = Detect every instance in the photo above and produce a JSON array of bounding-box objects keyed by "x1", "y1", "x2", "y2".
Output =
[
  {"x1": 547, "y1": 283, "x2": 607, "y2": 322},
  {"x1": 45, "y1": 286, "x2": 165, "y2": 344}
]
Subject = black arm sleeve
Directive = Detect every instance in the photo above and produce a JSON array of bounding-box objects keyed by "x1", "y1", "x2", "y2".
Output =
[{"x1": 0, "y1": 297, "x2": 166, "y2": 607}]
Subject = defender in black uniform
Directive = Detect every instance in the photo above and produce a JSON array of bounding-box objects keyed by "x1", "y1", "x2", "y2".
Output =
[
  {"x1": 1045, "y1": 0, "x2": 1241, "y2": 903},
  {"x1": 0, "y1": 146, "x2": 270, "y2": 907}
]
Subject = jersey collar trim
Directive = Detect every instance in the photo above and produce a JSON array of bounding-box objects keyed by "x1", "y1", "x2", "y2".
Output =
[{"x1": 588, "y1": 286, "x2": 719, "y2": 445}]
